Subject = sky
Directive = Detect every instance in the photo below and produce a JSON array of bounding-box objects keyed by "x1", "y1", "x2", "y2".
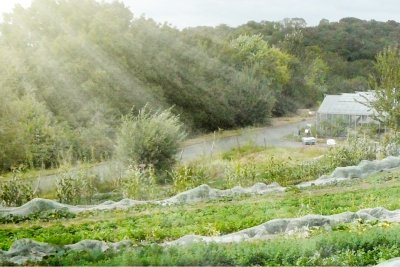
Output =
[{"x1": 1, "y1": 0, "x2": 400, "y2": 29}]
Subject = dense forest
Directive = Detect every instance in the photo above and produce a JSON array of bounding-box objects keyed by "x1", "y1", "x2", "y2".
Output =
[{"x1": 1, "y1": 0, "x2": 400, "y2": 171}]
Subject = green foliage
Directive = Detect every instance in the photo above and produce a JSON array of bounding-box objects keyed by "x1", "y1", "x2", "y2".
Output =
[
  {"x1": 323, "y1": 138, "x2": 376, "y2": 168},
  {"x1": 169, "y1": 165, "x2": 207, "y2": 193},
  {"x1": 0, "y1": 208, "x2": 75, "y2": 224},
  {"x1": 317, "y1": 116, "x2": 349, "y2": 137},
  {"x1": 4, "y1": 167, "x2": 400, "y2": 249},
  {"x1": 56, "y1": 169, "x2": 97, "y2": 205},
  {"x1": 370, "y1": 45, "x2": 400, "y2": 131},
  {"x1": 0, "y1": 173, "x2": 35, "y2": 207},
  {"x1": 225, "y1": 162, "x2": 259, "y2": 187},
  {"x1": 229, "y1": 34, "x2": 291, "y2": 84},
  {"x1": 115, "y1": 107, "x2": 186, "y2": 172},
  {"x1": 380, "y1": 132, "x2": 400, "y2": 156},
  {"x1": 42, "y1": 224, "x2": 400, "y2": 266},
  {"x1": 118, "y1": 165, "x2": 157, "y2": 200},
  {"x1": 0, "y1": 91, "x2": 65, "y2": 171},
  {"x1": 223, "y1": 139, "x2": 375, "y2": 186},
  {"x1": 228, "y1": 34, "x2": 292, "y2": 117},
  {"x1": 1, "y1": 0, "x2": 399, "y2": 170},
  {"x1": 222, "y1": 142, "x2": 264, "y2": 160}
]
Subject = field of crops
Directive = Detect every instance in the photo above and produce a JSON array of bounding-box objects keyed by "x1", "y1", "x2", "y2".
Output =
[{"x1": 1, "y1": 142, "x2": 400, "y2": 266}]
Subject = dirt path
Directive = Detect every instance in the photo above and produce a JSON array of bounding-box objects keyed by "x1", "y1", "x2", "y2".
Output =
[{"x1": 29, "y1": 118, "x2": 314, "y2": 193}]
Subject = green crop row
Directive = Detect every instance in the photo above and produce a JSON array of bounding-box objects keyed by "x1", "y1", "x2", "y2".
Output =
[
  {"x1": 40, "y1": 223, "x2": 400, "y2": 266},
  {"x1": 1, "y1": 170, "x2": 400, "y2": 250}
]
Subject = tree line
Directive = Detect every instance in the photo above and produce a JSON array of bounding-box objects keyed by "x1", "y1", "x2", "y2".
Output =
[{"x1": 1, "y1": 0, "x2": 399, "y2": 171}]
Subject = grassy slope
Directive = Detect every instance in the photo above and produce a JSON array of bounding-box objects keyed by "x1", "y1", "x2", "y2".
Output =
[
  {"x1": 0, "y1": 142, "x2": 397, "y2": 265},
  {"x1": 1, "y1": 168, "x2": 400, "y2": 251}
]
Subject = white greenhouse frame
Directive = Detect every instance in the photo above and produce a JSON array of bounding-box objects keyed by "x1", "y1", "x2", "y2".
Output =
[{"x1": 316, "y1": 91, "x2": 381, "y2": 136}]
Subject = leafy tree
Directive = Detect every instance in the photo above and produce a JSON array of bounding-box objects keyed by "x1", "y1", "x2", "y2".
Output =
[
  {"x1": 228, "y1": 34, "x2": 291, "y2": 116},
  {"x1": 370, "y1": 45, "x2": 400, "y2": 131},
  {"x1": 0, "y1": 90, "x2": 64, "y2": 170}
]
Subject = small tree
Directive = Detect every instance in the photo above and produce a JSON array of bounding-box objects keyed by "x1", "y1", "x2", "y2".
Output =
[
  {"x1": 115, "y1": 107, "x2": 186, "y2": 172},
  {"x1": 370, "y1": 45, "x2": 400, "y2": 132}
]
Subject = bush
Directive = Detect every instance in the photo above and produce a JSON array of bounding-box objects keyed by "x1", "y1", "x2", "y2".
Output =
[
  {"x1": 225, "y1": 162, "x2": 259, "y2": 187},
  {"x1": 118, "y1": 165, "x2": 157, "y2": 200},
  {"x1": 169, "y1": 165, "x2": 208, "y2": 193},
  {"x1": 56, "y1": 169, "x2": 98, "y2": 205},
  {"x1": 115, "y1": 106, "x2": 186, "y2": 172},
  {"x1": 322, "y1": 137, "x2": 376, "y2": 168},
  {"x1": 0, "y1": 173, "x2": 35, "y2": 207}
]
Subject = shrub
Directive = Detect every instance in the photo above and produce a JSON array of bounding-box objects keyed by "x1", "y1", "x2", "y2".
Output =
[
  {"x1": 169, "y1": 165, "x2": 207, "y2": 193},
  {"x1": 225, "y1": 162, "x2": 259, "y2": 187},
  {"x1": 56, "y1": 169, "x2": 98, "y2": 205},
  {"x1": 380, "y1": 132, "x2": 400, "y2": 156},
  {"x1": 115, "y1": 106, "x2": 186, "y2": 172},
  {"x1": 118, "y1": 165, "x2": 157, "y2": 200},
  {"x1": 0, "y1": 173, "x2": 35, "y2": 207},
  {"x1": 323, "y1": 137, "x2": 376, "y2": 168}
]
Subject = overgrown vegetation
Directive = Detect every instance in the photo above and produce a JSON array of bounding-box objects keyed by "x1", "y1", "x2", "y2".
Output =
[
  {"x1": 0, "y1": 140, "x2": 376, "y2": 205},
  {"x1": 0, "y1": 173, "x2": 35, "y2": 207},
  {"x1": 2, "y1": 168, "x2": 400, "y2": 248},
  {"x1": 1, "y1": 0, "x2": 399, "y2": 172},
  {"x1": 216, "y1": 138, "x2": 376, "y2": 187},
  {"x1": 56, "y1": 169, "x2": 97, "y2": 205},
  {"x1": 2, "y1": 1, "x2": 400, "y2": 265},
  {"x1": 370, "y1": 45, "x2": 400, "y2": 132},
  {"x1": 117, "y1": 165, "x2": 157, "y2": 200},
  {"x1": 0, "y1": 208, "x2": 75, "y2": 224}
]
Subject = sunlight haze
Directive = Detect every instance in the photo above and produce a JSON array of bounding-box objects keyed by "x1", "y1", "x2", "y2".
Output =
[{"x1": 2, "y1": 0, "x2": 400, "y2": 28}]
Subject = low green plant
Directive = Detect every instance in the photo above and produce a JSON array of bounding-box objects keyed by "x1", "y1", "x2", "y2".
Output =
[
  {"x1": 0, "y1": 208, "x2": 76, "y2": 224},
  {"x1": 222, "y1": 142, "x2": 264, "y2": 160},
  {"x1": 118, "y1": 165, "x2": 157, "y2": 200},
  {"x1": 322, "y1": 137, "x2": 376, "y2": 168},
  {"x1": 380, "y1": 131, "x2": 400, "y2": 156},
  {"x1": 42, "y1": 224, "x2": 400, "y2": 266},
  {"x1": 0, "y1": 173, "x2": 34, "y2": 207},
  {"x1": 56, "y1": 169, "x2": 97, "y2": 205},
  {"x1": 225, "y1": 162, "x2": 259, "y2": 187},
  {"x1": 169, "y1": 165, "x2": 208, "y2": 193},
  {"x1": 3, "y1": 171, "x2": 400, "y2": 250}
]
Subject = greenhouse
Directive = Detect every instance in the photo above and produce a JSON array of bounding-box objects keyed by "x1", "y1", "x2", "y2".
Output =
[{"x1": 316, "y1": 91, "x2": 380, "y2": 136}]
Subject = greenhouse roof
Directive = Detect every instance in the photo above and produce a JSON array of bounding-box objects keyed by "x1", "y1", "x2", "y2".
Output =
[{"x1": 317, "y1": 91, "x2": 376, "y2": 116}]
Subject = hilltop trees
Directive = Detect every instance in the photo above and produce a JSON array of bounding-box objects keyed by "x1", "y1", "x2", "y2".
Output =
[{"x1": 227, "y1": 34, "x2": 291, "y2": 120}]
